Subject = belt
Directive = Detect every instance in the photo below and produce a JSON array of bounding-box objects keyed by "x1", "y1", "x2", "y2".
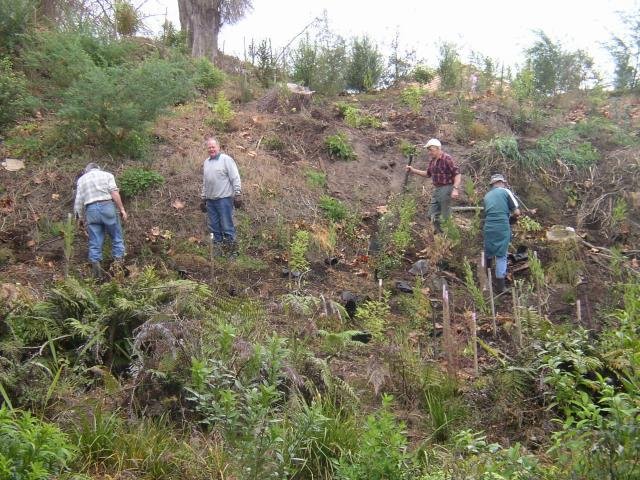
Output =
[{"x1": 85, "y1": 199, "x2": 113, "y2": 207}]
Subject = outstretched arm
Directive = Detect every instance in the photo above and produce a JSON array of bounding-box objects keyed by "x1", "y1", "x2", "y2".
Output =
[{"x1": 405, "y1": 166, "x2": 429, "y2": 177}]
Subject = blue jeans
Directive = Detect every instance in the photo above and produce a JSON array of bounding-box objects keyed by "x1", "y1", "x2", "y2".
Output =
[
  {"x1": 206, "y1": 197, "x2": 235, "y2": 243},
  {"x1": 85, "y1": 201, "x2": 125, "y2": 262},
  {"x1": 488, "y1": 254, "x2": 508, "y2": 280}
]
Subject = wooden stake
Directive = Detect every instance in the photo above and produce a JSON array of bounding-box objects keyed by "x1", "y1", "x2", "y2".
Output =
[
  {"x1": 576, "y1": 299, "x2": 582, "y2": 326},
  {"x1": 487, "y1": 268, "x2": 497, "y2": 337},
  {"x1": 533, "y1": 251, "x2": 544, "y2": 317},
  {"x1": 209, "y1": 233, "x2": 215, "y2": 285},
  {"x1": 479, "y1": 252, "x2": 487, "y2": 292},
  {"x1": 513, "y1": 281, "x2": 522, "y2": 348},
  {"x1": 64, "y1": 212, "x2": 73, "y2": 278},
  {"x1": 442, "y1": 281, "x2": 454, "y2": 376},
  {"x1": 576, "y1": 280, "x2": 594, "y2": 331},
  {"x1": 469, "y1": 311, "x2": 478, "y2": 376}
]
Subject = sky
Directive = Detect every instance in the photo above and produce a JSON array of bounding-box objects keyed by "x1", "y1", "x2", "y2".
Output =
[{"x1": 142, "y1": 0, "x2": 639, "y2": 84}]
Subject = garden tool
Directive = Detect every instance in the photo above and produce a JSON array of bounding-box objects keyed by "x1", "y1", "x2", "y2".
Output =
[{"x1": 401, "y1": 154, "x2": 414, "y2": 192}]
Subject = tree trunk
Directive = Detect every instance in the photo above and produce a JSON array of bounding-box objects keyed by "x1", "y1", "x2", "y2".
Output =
[
  {"x1": 177, "y1": 0, "x2": 222, "y2": 62},
  {"x1": 37, "y1": 0, "x2": 58, "y2": 24}
]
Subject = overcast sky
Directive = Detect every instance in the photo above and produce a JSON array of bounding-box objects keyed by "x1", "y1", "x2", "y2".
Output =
[{"x1": 143, "y1": 0, "x2": 638, "y2": 83}]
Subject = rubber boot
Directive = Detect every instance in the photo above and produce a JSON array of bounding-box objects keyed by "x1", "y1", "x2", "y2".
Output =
[
  {"x1": 110, "y1": 258, "x2": 125, "y2": 279},
  {"x1": 225, "y1": 241, "x2": 239, "y2": 259},
  {"x1": 496, "y1": 277, "x2": 507, "y2": 293},
  {"x1": 212, "y1": 242, "x2": 224, "y2": 258},
  {"x1": 91, "y1": 262, "x2": 103, "y2": 280}
]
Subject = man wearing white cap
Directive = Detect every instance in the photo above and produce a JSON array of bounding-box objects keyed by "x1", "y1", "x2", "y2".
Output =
[
  {"x1": 483, "y1": 174, "x2": 521, "y2": 292},
  {"x1": 405, "y1": 138, "x2": 461, "y2": 232}
]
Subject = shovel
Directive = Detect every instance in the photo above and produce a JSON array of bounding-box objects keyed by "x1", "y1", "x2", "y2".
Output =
[{"x1": 401, "y1": 154, "x2": 414, "y2": 193}]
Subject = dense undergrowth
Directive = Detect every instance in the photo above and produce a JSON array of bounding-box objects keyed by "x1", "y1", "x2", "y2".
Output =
[
  {"x1": 1, "y1": 267, "x2": 639, "y2": 479},
  {"x1": 2, "y1": 3, "x2": 640, "y2": 479}
]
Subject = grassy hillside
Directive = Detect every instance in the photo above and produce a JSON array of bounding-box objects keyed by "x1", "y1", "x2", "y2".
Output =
[{"x1": 1, "y1": 19, "x2": 640, "y2": 480}]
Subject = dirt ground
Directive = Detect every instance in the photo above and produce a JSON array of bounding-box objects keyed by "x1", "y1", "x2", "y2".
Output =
[{"x1": 2, "y1": 85, "x2": 638, "y2": 347}]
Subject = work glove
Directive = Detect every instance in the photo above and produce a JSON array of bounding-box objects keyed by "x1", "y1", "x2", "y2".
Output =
[
  {"x1": 200, "y1": 199, "x2": 207, "y2": 213},
  {"x1": 233, "y1": 194, "x2": 243, "y2": 209}
]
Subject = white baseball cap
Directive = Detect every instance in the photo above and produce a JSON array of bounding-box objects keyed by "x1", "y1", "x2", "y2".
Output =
[{"x1": 425, "y1": 138, "x2": 441, "y2": 149}]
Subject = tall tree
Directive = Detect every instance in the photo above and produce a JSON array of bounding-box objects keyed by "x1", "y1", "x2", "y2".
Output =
[
  {"x1": 526, "y1": 30, "x2": 596, "y2": 95},
  {"x1": 609, "y1": 10, "x2": 640, "y2": 90},
  {"x1": 345, "y1": 35, "x2": 383, "y2": 92},
  {"x1": 177, "y1": 0, "x2": 252, "y2": 62}
]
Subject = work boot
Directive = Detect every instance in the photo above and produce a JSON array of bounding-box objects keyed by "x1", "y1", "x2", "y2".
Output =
[
  {"x1": 91, "y1": 262, "x2": 103, "y2": 280},
  {"x1": 110, "y1": 258, "x2": 125, "y2": 278},
  {"x1": 212, "y1": 242, "x2": 224, "y2": 258},
  {"x1": 225, "y1": 241, "x2": 239, "y2": 259},
  {"x1": 495, "y1": 277, "x2": 507, "y2": 293}
]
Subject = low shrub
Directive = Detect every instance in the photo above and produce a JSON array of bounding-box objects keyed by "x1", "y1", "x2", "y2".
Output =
[
  {"x1": 318, "y1": 195, "x2": 348, "y2": 222},
  {"x1": 193, "y1": 58, "x2": 225, "y2": 91},
  {"x1": 454, "y1": 102, "x2": 475, "y2": 143},
  {"x1": 22, "y1": 31, "x2": 96, "y2": 94},
  {"x1": 517, "y1": 215, "x2": 542, "y2": 232},
  {"x1": 468, "y1": 121, "x2": 490, "y2": 140},
  {"x1": 208, "y1": 91, "x2": 235, "y2": 131},
  {"x1": 118, "y1": 168, "x2": 165, "y2": 197},
  {"x1": 524, "y1": 126, "x2": 599, "y2": 169},
  {"x1": 79, "y1": 35, "x2": 149, "y2": 68},
  {"x1": 3, "y1": 123, "x2": 47, "y2": 159},
  {"x1": 0, "y1": 57, "x2": 36, "y2": 132},
  {"x1": 491, "y1": 134, "x2": 522, "y2": 162},
  {"x1": 325, "y1": 133, "x2": 356, "y2": 160},
  {"x1": 304, "y1": 169, "x2": 327, "y2": 189},
  {"x1": 59, "y1": 57, "x2": 194, "y2": 158},
  {"x1": 0, "y1": 407, "x2": 75, "y2": 479},
  {"x1": 289, "y1": 230, "x2": 311, "y2": 274},
  {"x1": 413, "y1": 65, "x2": 436, "y2": 84},
  {"x1": 574, "y1": 116, "x2": 637, "y2": 148},
  {"x1": 0, "y1": 0, "x2": 34, "y2": 54},
  {"x1": 262, "y1": 134, "x2": 285, "y2": 151},
  {"x1": 336, "y1": 103, "x2": 381, "y2": 128},
  {"x1": 399, "y1": 139, "x2": 418, "y2": 158},
  {"x1": 0, "y1": 246, "x2": 15, "y2": 267},
  {"x1": 400, "y1": 85, "x2": 425, "y2": 113},
  {"x1": 336, "y1": 395, "x2": 411, "y2": 479}
]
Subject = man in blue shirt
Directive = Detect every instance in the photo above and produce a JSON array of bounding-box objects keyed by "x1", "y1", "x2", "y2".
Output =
[{"x1": 483, "y1": 174, "x2": 521, "y2": 292}]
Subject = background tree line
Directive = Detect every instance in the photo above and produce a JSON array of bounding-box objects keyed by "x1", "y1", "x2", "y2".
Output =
[{"x1": 1, "y1": 0, "x2": 639, "y2": 158}]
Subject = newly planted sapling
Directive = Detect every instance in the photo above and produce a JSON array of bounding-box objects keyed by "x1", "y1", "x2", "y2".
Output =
[
  {"x1": 463, "y1": 258, "x2": 489, "y2": 315},
  {"x1": 208, "y1": 91, "x2": 234, "y2": 130},
  {"x1": 63, "y1": 212, "x2": 75, "y2": 277},
  {"x1": 355, "y1": 291, "x2": 391, "y2": 340},
  {"x1": 325, "y1": 133, "x2": 356, "y2": 160},
  {"x1": 399, "y1": 139, "x2": 418, "y2": 158},
  {"x1": 289, "y1": 230, "x2": 311, "y2": 287}
]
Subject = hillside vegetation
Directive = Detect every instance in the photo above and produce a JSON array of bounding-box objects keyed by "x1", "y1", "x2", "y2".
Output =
[{"x1": 1, "y1": 3, "x2": 640, "y2": 479}]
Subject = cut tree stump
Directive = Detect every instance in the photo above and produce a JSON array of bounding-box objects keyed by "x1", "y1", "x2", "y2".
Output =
[{"x1": 257, "y1": 83, "x2": 314, "y2": 113}]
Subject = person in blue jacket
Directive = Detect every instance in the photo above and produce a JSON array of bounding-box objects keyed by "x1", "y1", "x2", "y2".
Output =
[{"x1": 483, "y1": 174, "x2": 521, "y2": 292}]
